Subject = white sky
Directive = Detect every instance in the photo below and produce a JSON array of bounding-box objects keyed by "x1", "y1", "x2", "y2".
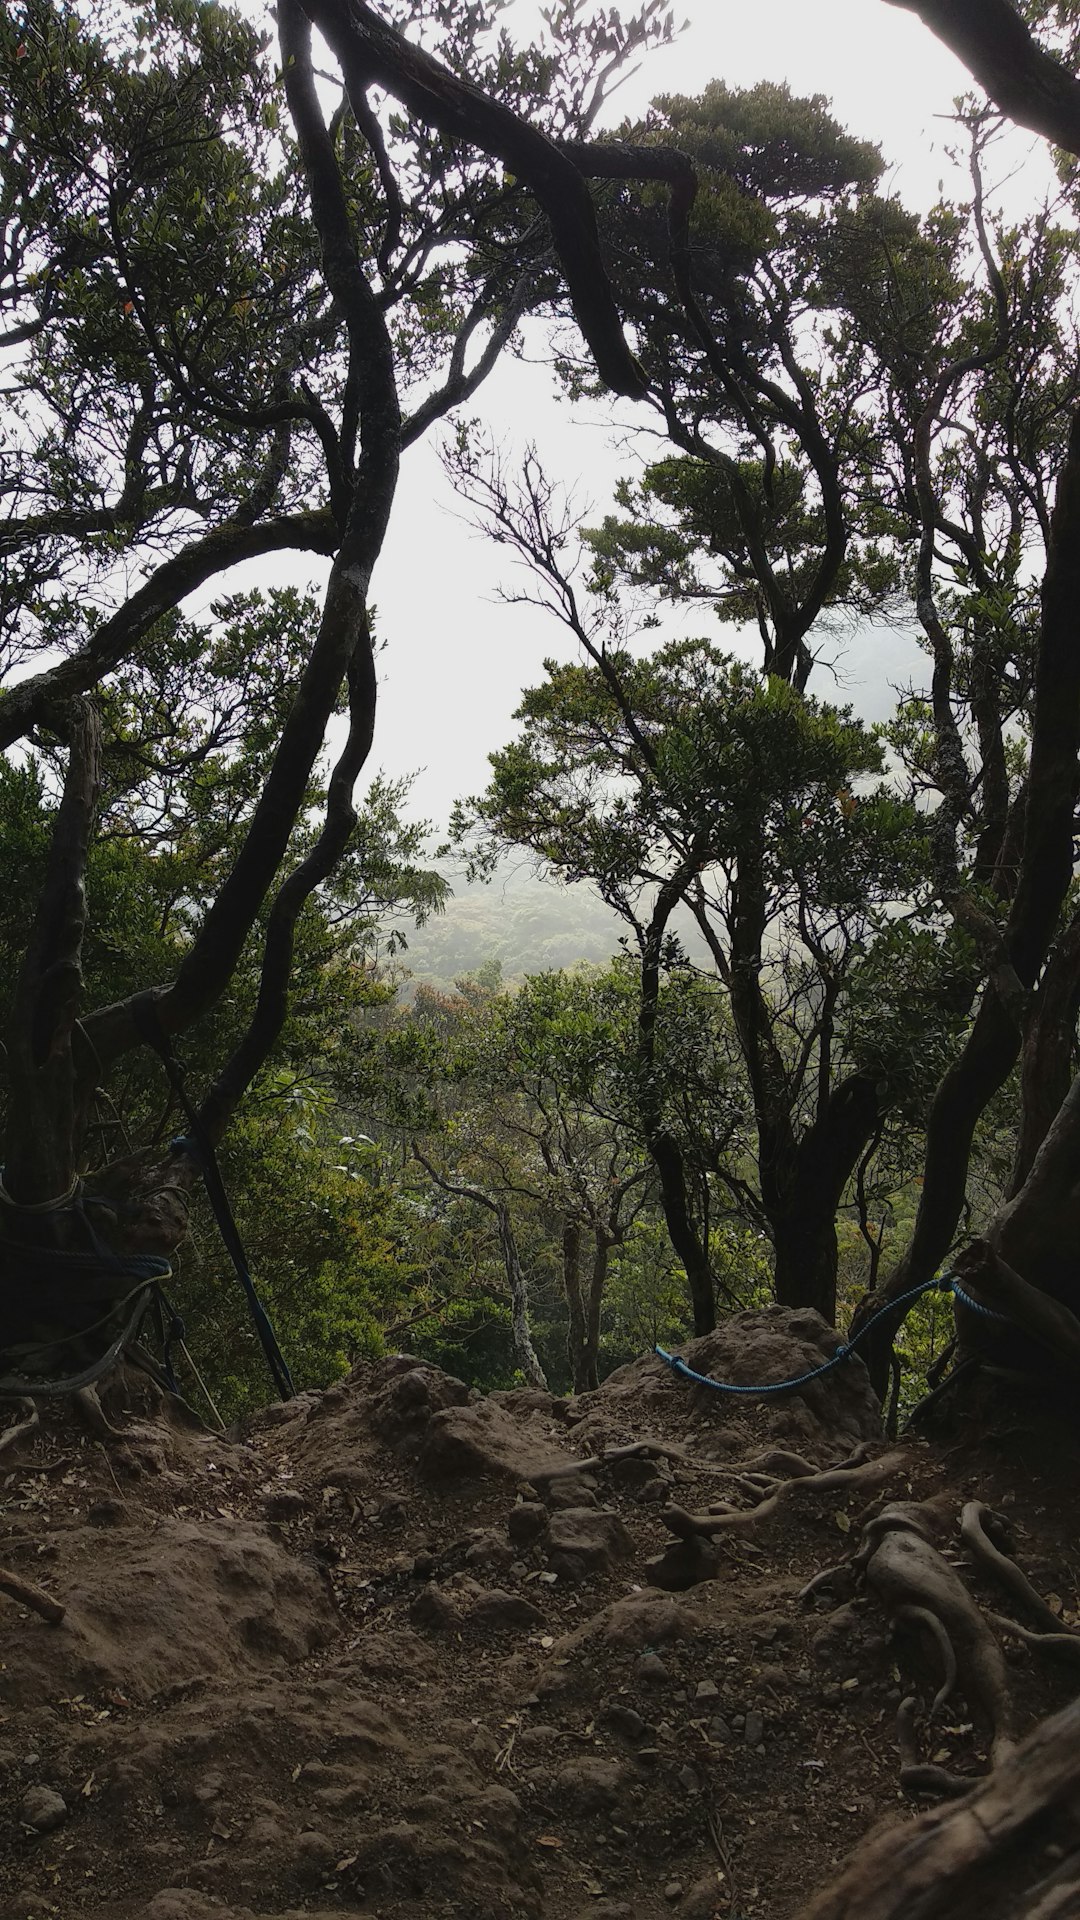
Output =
[{"x1": 260, "y1": 2, "x2": 1058, "y2": 835}]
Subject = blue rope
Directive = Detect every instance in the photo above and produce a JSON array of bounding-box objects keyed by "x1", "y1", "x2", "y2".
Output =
[
  {"x1": 655, "y1": 1273, "x2": 968, "y2": 1397},
  {"x1": 949, "y1": 1278, "x2": 1012, "y2": 1325}
]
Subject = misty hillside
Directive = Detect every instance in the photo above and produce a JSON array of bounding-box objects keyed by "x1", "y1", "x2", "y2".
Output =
[{"x1": 397, "y1": 865, "x2": 630, "y2": 991}]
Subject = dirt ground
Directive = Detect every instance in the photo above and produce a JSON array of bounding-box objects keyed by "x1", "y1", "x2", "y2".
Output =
[{"x1": 1, "y1": 1304, "x2": 1078, "y2": 1920}]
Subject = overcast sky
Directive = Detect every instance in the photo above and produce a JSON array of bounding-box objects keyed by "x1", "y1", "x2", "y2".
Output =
[{"x1": 298, "y1": 2, "x2": 1056, "y2": 834}]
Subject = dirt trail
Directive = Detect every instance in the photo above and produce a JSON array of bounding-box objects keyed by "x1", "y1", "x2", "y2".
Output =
[{"x1": 1, "y1": 1305, "x2": 1078, "y2": 1920}]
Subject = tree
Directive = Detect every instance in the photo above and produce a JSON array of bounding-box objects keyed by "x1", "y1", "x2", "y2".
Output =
[
  {"x1": 0, "y1": 0, "x2": 698, "y2": 1383},
  {"x1": 452, "y1": 600, "x2": 927, "y2": 1327}
]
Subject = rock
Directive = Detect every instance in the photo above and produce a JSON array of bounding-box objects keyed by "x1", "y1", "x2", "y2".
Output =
[
  {"x1": 677, "y1": 1765, "x2": 700, "y2": 1792},
  {"x1": 601, "y1": 1702, "x2": 646, "y2": 1740},
  {"x1": 544, "y1": 1478, "x2": 600, "y2": 1510},
  {"x1": 664, "y1": 1881, "x2": 684, "y2": 1901},
  {"x1": 630, "y1": 1306, "x2": 882, "y2": 1446},
  {"x1": 370, "y1": 1365, "x2": 471, "y2": 1449},
  {"x1": 812, "y1": 1602, "x2": 862, "y2": 1667},
  {"x1": 143, "y1": 1898, "x2": 231, "y2": 1920},
  {"x1": 412, "y1": 1550, "x2": 437, "y2": 1580},
  {"x1": 694, "y1": 1679, "x2": 719, "y2": 1702},
  {"x1": 418, "y1": 1401, "x2": 568, "y2": 1483},
  {"x1": 708, "y1": 1715, "x2": 733, "y2": 1742},
  {"x1": 466, "y1": 1589, "x2": 544, "y2": 1632},
  {"x1": 87, "y1": 1498, "x2": 125, "y2": 1526},
  {"x1": 553, "y1": 1757, "x2": 626, "y2": 1813},
  {"x1": 409, "y1": 1584, "x2": 459, "y2": 1632},
  {"x1": 296, "y1": 1828, "x2": 338, "y2": 1870},
  {"x1": 646, "y1": 1537, "x2": 721, "y2": 1591},
  {"x1": 636, "y1": 1653, "x2": 670, "y2": 1685},
  {"x1": 545, "y1": 1508, "x2": 635, "y2": 1581},
  {"x1": 744, "y1": 1710, "x2": 765, "y2": 1746},
  {"x1": 489, "y1": 1388, "x2": 563, "y2": 1418},
  {"x1": 18, "y1": 1785, "x2": 67, "y2": 1832},
  {"x1": 602, "y1": 1593, "x2": 698, "y2": 1650},
  {"x1": 464, "y1": 1529, "x2": 516, "y2": 1571},
  {"x1": 681, "y1": 1871, "x2": 728, "y2": 1917},
  {"x1": 470, "y1": 1727, "x2": 501, "y2": 1765},
  {"x1": 507, "y1": 1501, "x2": 549, "y2": 1546},
  {"x1": 261, "y1": 1486, "x2": 307, "y2": 1521},
  {"x1": 607, "y1": 1451, "x2": 669, "y2": 1488}
]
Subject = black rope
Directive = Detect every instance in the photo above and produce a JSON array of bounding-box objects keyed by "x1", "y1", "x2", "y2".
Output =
[{"x1": 132, "y1": 996, "x2": 295, "y2": 1401}]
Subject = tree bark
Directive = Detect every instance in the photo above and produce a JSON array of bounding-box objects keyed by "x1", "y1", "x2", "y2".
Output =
[
  {"x1": 884, "y1": 0, "x2": 1080, "y2": 162},
  {"x1": 796, "y1": 1694, "x2": 1080, "y2": 1920},
  {"x1": 494, "y1": 1200, "x2": 549, "y2": 1391},
  {"x1": 582, "y1": 1229, "x2": 609, "y2": 1392},
  {"x1": 1008, "y1": 909, "x2": 1080, "y2": 1198},
  {"x1": 4, "y1": 699, "x2": 101, "y2": 1206},
  {"x1": 562, "y1": 1217, "x2": 587, "y2": 1391}
]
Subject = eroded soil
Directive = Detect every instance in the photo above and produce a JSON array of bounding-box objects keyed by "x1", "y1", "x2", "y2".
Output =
[{"x1": 1, "y1": 1305, "x2": 1078, "y2": 1920}]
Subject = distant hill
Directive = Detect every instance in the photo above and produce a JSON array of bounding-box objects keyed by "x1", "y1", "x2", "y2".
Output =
[
  {"x1": 395, "y1": 863, "x2": 626, "y2": 992},
  {"x1": 394, "y1": 860, "x2": 714, "y2": 993}
]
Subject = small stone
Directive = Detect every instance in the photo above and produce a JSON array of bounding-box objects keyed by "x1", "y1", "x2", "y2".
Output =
[
  {"x1": 19, "y1": 1785, "x2": 67, "y2": 1832},
  {"x1": 708, "y1": 1716, "x2": 733, "y2": 1743},
  {"x1": 507, "y1": 1502, "x2": 549, "y2": 1547},
  {"x1": 87, "y1": 1498, "x2": 125, "y2": 1526},
  {"x1": 467, "y1": 1589, "x2": 544, "y2": 1632},
  {"x1": 261, "y1": 1487, "x2": 307, "y2": 1521},
  {"x1": 636, "y1": 1653, "x2": 670, "y2": 1686},
  {"x1": 744, "y1": 1711, "x2": 765, "y2": 1746},
  {"x1": 694, "y1": 1679, "x2": 719, "y2": 1701},
  {"x1": 601, "y1": 1703, "x2": 645, "y2": 1741},
  {"x1": 664, "y1": 1882, "x2": 684, "y2": 1902},
  {"x1": 412, "y1": 1551, "x2": 437, "y2": 1580},
  {"x1": 296, "y1": 1830, "x2": 337, "y2": 1870},
  {"x1": 409, "y1": 1584, "x2": 458, "y2": 1631},
  {"x1": 677, "y1": 1765, "x2": 699, "y2": 1793}
]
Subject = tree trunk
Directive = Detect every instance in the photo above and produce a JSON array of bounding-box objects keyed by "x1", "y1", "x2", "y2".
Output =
[
  {"x1": 494, "y1": 1200, "x2": 549, "y2": 1391},
  {"x1": 796, "y1": 1694, "x2": 1080, "y2": 1920},
  {"x1": 856, "y1": 404, "x2": 1080, "y2": 1393},
  {"x1": 4, "y1": 700, "x2": 101, "y2": 1208},
  {"x1": 581, "y1": 1230, "x2": 609, "y2": 1392},
  {"x1": 562, "y1": 1217, "x2": 587, "y2": 1390},
  {"x1": 772, "y1": 1211, "x2": 839, "y2": 1324},
  {"x1": 651, "y1": 1131, "x2": 715, "y2": 1335},
  {"x1": 1008, "y1": 908, "x2": 1080, "y2": 1197}
]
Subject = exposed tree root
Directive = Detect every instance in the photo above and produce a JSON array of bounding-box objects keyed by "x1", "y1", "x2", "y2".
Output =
[
  {"x1": 661, "y1": 1448, "x2": 910, "y2": 1539},
  {"x1": 0, "y1": 1565, "x2": 64, "y2": 1623},
  {"x1": 893, "y1": 1605, "x2": 957, "y2": 1715},
  {"x1": 0, "y1": 1396, "x2": 39, "y2": 1456},
  {"x1": 988, "y1": 1613, "x2": 1080, "y2": 1668},
  {"x1": 795, "y1": 1695, "x2": 1080, "y2": 1920},
  {"x1": 960, "y1": 1501, "x2": 1073, "y2": 1636},
  {"x1": 895, "y1": 1695, "x2": 972, "y2": 1800},
  {"x1": 72, "y1": 1384, "x2": 127, "y2": 1440},
  {"x1": 530, "y1": 1437, "x2": 828, "y2": 1486},
  {"x1": 864, "y1": 1523, "x2": 1014, "y2": 1762}
]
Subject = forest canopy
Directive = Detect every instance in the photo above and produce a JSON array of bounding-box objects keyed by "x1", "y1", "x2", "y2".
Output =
[{"x1": 0, "y1": 0, "x2": 1079, "y2": 1435}]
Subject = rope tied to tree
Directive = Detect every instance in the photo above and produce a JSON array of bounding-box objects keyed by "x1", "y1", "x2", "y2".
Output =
[
  {"x1": 654, "y1": 1272, "x2": 1011, "y2": 1397},
  {"x1": 0, "y1": 1179, "x2": 175, "y2": 1397}
]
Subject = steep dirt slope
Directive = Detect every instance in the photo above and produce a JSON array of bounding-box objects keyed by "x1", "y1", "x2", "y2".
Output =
[{"x1": 1, "y1": 1306, "x2": 1078, "y2": 1920}]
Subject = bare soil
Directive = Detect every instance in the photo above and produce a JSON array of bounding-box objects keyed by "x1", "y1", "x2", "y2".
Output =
[{"x1": 1, "y1": 1305, "x2": 1078, "y2": 1920}]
